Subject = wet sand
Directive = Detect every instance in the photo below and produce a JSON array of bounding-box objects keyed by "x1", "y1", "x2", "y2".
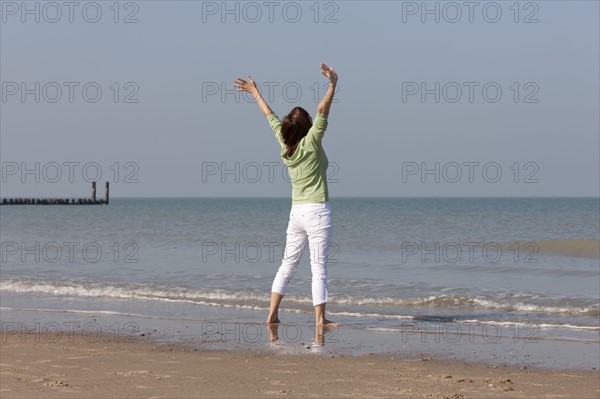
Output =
[{"x1": 1, "y1": 333, "x2": 599, "y2": 398}]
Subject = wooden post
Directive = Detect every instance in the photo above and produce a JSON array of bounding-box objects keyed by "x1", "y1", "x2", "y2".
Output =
[
  {"x1": 92, "y1": 182, "x2": 97, "y2": 202},
  {"x1": 104, "y1": 182, "x2": 109, "y2": 205}
]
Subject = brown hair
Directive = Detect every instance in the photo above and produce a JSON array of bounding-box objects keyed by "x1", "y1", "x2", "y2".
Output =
[{"x1": 281, "y1": 107, "x2": 312, "y2": 158}]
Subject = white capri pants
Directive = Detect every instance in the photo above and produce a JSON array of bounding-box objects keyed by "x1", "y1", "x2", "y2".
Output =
[{"x1": 271, "y1": 202, "x2": 333, "y2": 306}]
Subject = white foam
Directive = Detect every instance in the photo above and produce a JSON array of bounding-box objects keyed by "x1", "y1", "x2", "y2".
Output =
[{"x1": 2, "y1": 279, "x2": 597, "y2": 320}]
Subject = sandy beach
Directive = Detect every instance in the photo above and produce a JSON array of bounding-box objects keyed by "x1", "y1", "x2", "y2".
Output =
[{"x1": 1, "y1": 332, "x2": 598, "y2": 399}]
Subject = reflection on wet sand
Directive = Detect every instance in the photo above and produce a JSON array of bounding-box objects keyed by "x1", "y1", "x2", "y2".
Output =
[
  {"x1": 267, "y1": 323, "x2": 339, "y2": 347},
  {"x1": 268, "y1": 323, "x2": 279, "y2": 343}
]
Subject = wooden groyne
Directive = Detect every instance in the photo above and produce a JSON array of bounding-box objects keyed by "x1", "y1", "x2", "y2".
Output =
[{"x1": 1, "y1": 182, "x2": 109, "y2": 205}]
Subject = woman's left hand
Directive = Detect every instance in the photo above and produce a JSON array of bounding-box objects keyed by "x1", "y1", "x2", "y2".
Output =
[{"x1": 234, "y1": 76, "x2": 259, "y2": 97}]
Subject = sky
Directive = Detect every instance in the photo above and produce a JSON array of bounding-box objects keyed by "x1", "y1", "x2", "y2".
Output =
[{"x1": 1, "y1": 0, "x2": 599, "y2": 198}]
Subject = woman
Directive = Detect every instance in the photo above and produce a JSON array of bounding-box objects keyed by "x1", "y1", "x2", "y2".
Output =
[{"x1": 234, "y1": 63, "x2": 338, "y2": 327}]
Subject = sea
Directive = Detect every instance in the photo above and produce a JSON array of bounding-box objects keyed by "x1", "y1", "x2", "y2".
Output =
[{"x1": 1, "y1": 197, "x2": 599, "y2": 369}]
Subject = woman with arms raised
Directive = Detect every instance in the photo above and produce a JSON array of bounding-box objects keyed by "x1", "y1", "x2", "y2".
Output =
[{"x1": 234, "y1": 63, "x2": 338, "y2": 327}]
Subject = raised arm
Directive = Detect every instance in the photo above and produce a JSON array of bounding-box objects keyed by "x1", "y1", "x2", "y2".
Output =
[
  {"x1": 233, "y1": 76, "x2": 273, "y2": 117},
  {"x1": 317, "y1": 63, "x2": 338, "y2": 116}
]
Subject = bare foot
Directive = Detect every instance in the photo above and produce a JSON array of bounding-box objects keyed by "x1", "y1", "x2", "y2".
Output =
[
  {"x1": 317, "y1": 319, "x2": 340, "y2": 327},
  {"x1": 266, "y1": 317, "x2": 280, "y2": 324}
]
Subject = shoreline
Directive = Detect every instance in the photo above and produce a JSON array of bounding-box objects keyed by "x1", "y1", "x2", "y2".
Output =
[
  {"x1": 1, "y1": 332, "x2": 599, "y2": 398},
  {"x1": 2, "y1": 306, "x2": 599, "y2": 372}
]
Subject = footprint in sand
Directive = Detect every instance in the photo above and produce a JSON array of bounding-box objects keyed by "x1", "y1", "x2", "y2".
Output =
[
  {"x1": 30, "y1": 377, "x2": 70, "y2": 388},
  {"x1": 113, "y1": 370, "x2": 151, "y2": 376}
]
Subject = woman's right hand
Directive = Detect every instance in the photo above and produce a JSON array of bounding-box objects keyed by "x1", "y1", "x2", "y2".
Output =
[
  {"x1": 320, "y1": 63, "x2": 338, "y2": 85},
  {"x1": 317, "y1": 63, "x2": 338, "y2": 115}
]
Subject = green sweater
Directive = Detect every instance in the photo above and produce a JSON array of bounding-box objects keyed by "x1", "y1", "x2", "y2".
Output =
[{"x1": 267, "y1": 112, "x2": 329, "y2": 204}]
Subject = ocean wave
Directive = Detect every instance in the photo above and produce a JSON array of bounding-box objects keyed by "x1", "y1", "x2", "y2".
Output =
[
  {"x1": 530, "y1": 239, "x2": 600, "y2": 259},
  {"x1": 1, "y1": 279, "x2": 598, "y2": 318},
  {"x1": 0, "y1": 279, "x2": 269, "y2": 304},
  {"x1": 368, "y1": 320, "x2": 600, "y2": 335},
  {"x1": 333, "y1": 294, "x2": 599, "y2": 317},
  {"x1": 459, "y1": 319, "x2": 600, "y2": 331},
  {"x1": 0, "y1": 307, "x2": 154, "y2": 319}
]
